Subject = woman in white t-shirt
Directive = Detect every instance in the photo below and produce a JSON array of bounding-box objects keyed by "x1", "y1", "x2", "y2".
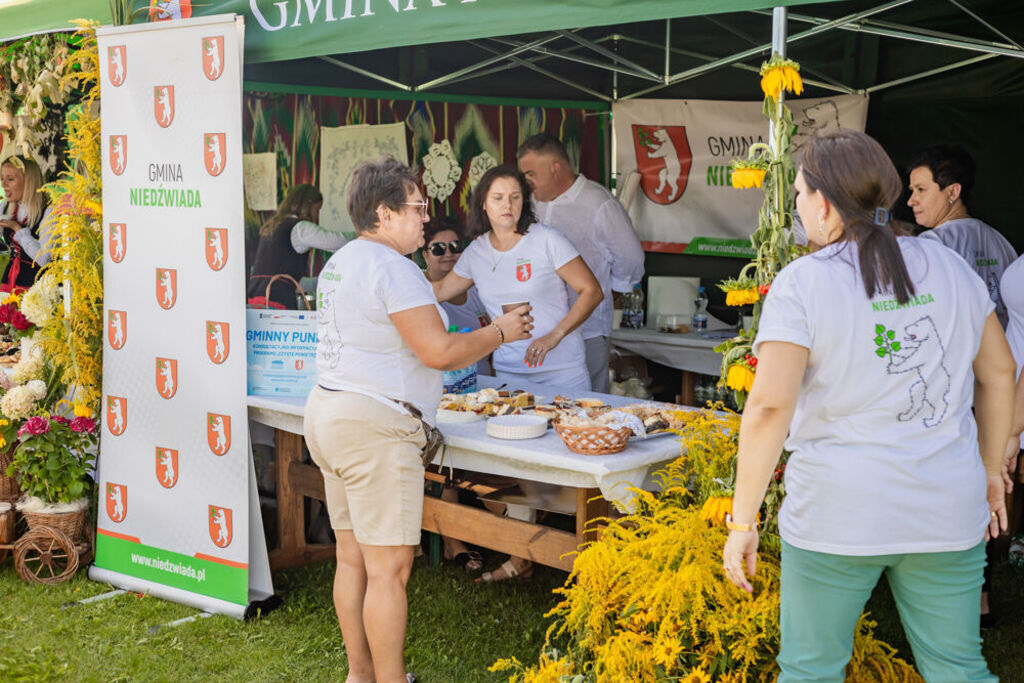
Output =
[
  {"x1": 433, "y1": 166, "x2": 601, "y2": 583},
  {"x1": 434, "y1": 165, "x2": 601, "y2": 394},
  {"x1": 722, "y1": 130, "x2": 1015, "y2": 681},
  {"x1": 304, "y1": 158, "x2": 532, "y2": 683}
]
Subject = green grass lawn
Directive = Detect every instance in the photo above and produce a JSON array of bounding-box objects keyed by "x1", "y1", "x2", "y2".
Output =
[{"x1": 1, "y1": 550, "x2": 1022, "y2": 681}]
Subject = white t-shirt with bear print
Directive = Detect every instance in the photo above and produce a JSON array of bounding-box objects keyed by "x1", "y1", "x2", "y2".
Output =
[
  {"x1": 754, "y1": 237, "x2": 994, "y2": 555},
  {"x1": 315, "y1": 239, "x2": 447, "y2": 424}
]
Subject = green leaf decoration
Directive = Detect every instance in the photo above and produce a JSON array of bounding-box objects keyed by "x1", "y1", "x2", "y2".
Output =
[
  {"x1": 886, "y1": 330, "x2": 895, "y2": 340},
  {"x1": 874, "y1": 336, "x2": 884, "y2": 346},
  {"x1": 891, "y1": 342, "x2": 901, "y2": 351},
  {"x1": 875, "y1": 324, "x2": 885, "y2": 334},
  {"x1": 876, "y1": 348, "x2": 887, "y2": 358}
]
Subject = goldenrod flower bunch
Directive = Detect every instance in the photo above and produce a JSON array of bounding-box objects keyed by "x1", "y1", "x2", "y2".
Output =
[
  {"x1": 39, "y1": 21, "x2": 104, "y2": 414},
  {"x1": 759, "y1": 56, "x2": 804, "y2": 101},
  {"x1": 730, "y1": 160, "x2": 768, "y2": 189}
]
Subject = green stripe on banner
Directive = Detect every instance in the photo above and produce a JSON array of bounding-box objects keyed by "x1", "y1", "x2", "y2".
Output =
[
  {"x1": 683, "y1": 237, "x2": 756, "y2": 259},
  {"x1": 96, "y1": 535, "x2": 248, "y2": 606}
]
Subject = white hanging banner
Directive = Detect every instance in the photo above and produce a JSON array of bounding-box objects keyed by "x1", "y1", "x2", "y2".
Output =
[
  {"x1": 319, "y1": 122, "x2": 408, "y2": 236},
  {"x1": 613, "y1": 94, "x2": 869, "y2": 253},
  {"x1": 93, "y1": 14, "x2": 273, "y2": 618}
]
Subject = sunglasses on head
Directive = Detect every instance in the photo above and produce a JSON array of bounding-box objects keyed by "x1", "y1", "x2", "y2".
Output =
[{"x1": 428, "y1": 240, "x2": 464, "y2": 256}]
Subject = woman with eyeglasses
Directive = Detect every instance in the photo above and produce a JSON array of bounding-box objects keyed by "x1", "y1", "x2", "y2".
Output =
[
  {"x1": 246, "y1": 183, "x2": 348, "y2": 309},
  {"x1": 304, "y1": 157, "x2": 533, "y2": 683},
  {"x1": 421, "y1": 216, "x2": 492, "y2": 376}
]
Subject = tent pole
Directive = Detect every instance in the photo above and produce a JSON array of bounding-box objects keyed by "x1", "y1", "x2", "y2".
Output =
[
  {"x1": 612, "y1": 35, "x2": 857, "y2": 95},
  {"x1": 465, "y1": 41, "x2": 611, "y2": 102},
  {"x1": 664, "y1": 20, "x2": 671, "y2": 84},
  {"x1": 556, "y1": 29, "x2": 662, "y2": 83},
  {"x1": 620, "y1": 0, "x2": 911, "y2": 100},
  {"x1": 947, "y1": 0, "x2": 1024, "y2": 51},
  {"x1": 416, "y1": 34, "x2": 562, "y2": 91},
  {"x1": 318, "y1": 56, "x2": 411, "y2": 91},
  {"x1": 865, "y1": 53, "x2": 997, "y2": 93},
  {"x1": 775, "y1": 10, "x2": 1024, "y2": 59},
  {"x1": 770, "y1": 7, "x2": 787, "y2": 157}
]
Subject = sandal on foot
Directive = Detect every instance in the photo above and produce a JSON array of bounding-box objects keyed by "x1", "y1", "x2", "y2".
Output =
[
  {"x1": 476, "y1": 559, "x2": 533, "y2": 583},
  {"x1": 406, "y1": 674, "x2": 417, "y2": 683},
  {"x1": 451, "y1": 550, "x2": 483, "y2": 571}
]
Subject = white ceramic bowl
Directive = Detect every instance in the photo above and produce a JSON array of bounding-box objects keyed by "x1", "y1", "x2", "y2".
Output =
[{"x1": 486, "y1": 414, "x2": 548, "y2": 440}]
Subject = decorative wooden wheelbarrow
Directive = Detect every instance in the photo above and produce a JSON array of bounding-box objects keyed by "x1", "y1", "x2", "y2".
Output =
[{"x1": 0, "y1": 504, "x2": 94, "y2": 584}]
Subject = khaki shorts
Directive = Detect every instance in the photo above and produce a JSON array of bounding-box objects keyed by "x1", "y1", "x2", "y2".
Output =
[{"x1": 303, "y1": 387, "x2": 427, "y2": 546}]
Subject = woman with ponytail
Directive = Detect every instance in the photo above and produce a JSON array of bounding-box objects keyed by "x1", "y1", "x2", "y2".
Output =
[{"x1": 722, "y1": 129, "x2": 1015, "y2": 681}]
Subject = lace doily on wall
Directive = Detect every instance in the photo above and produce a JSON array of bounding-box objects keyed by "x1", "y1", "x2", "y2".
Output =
[
  {"x1": 467, "y1": 152, "x2": 497, "y2": 190},
  {"x1": 422, "y1": 139, "x2": 462, "y2": 202}
]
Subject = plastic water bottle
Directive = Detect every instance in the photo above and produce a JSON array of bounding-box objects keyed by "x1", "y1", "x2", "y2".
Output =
[
  {"x1": 442, "y1": 326, "x2": 478, "y2": 393},
  {"x1": 628, "y1": 283, "x2": 645, "y2": 329},
  {"x1": 692, "y1": 286, "x2": 708, "y2": 332}
]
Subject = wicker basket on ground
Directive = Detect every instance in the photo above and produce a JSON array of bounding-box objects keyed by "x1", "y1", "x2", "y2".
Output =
[
  {"x1": 0, "y1": 447, "x2": 19, "y2": 503},
  {"x1": 553, "y1": 421, "x2": 632, "y2": 455},
  {"x1": 22, "y1": 506, "x2": 87, "y2": 541}
]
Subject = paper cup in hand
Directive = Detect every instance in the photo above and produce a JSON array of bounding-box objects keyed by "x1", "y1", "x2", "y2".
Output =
[{"x1": 501, "y1": 301, "x2": 529, "y2": 314}]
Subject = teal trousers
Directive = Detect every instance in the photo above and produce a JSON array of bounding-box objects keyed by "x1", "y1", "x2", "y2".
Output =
[{"x1": 778, "y1": 539, "x2": 995, "y2": 682}]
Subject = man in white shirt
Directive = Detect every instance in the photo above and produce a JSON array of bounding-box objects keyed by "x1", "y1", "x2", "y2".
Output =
[{"x1": 518, "y1": 134, "x2": 645, "y2": 392}]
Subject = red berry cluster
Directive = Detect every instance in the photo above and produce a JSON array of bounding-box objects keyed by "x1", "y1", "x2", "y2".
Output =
[{"x1": 743, "y1": 353, "x2": 758, "y2": 368}]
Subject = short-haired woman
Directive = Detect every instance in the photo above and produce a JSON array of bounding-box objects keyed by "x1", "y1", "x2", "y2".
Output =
[
  {"x1": 304, "y1": 157, "x2": 532, "y2": 683},
  {"x1": 247, "y1": 183, "x2": 348, "y2": 308},
  {"x1": 0, "y1": 155, "x2": 54, "y2": 291},
  {"x1": 908, "y1": 145, "x2": 1017, "y2": 327},
  {"x1": 723, "y1": 130, "x2": 1014, "y2": 681}
]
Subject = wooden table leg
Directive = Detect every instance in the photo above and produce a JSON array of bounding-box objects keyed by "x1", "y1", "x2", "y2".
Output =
[
  {"x1": 269, "y1": 430, "x2": 305, "y2": 570},
  {"x1": 680, "y1": 370, "x2": 696, "y2": 406},
  {"x1": 576, "y1": 487, "x2": 609, "y2": 546}
]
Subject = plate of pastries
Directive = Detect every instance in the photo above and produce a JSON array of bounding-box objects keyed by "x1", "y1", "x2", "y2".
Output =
[{"x1": 437, "y1": 388, "x2": 537, "y2": 421}]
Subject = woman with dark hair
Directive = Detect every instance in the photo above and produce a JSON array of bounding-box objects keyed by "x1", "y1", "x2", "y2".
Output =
[
  {"x1": 304, "y1": 157, "x2": 532, "y2": 682},
  {"x1": 246, "y1": 183, "x2": 348, "y2": 308},
  {"x1": 722, "y1": 129, "x2": 1014, "y2": 680},
  {"x1": 433, "y1": 165, "x2": 601, "y2": 394},
  {"x1": 432, "y1": 165, "x2": 601, "y2": 583},
  {"x1": 0, "y1": 155, "x2": 54, "y2": 291},
  {"x1": 420, "y1": 216, "x2": 492, "y2": 377},
  {"x1": 908, "y1": 145, "x2": 1016, "y2": 327}
]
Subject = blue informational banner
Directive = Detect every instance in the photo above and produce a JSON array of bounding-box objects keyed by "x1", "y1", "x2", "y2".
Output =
[{"x1": 245, "y1": 310, "x2": 317, "y2": 396}]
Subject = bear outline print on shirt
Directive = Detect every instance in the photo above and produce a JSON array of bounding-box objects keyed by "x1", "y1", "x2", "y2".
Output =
[
  {"x1": 875, "y1": 315, "x2": 951, "y2": 428},
  {"x1": 317, "y1": 288, "x2": 341, "y2": 368}
]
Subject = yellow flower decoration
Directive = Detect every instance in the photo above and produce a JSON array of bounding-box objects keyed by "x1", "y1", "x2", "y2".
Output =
[
  {"x1": 2, "y1": 293, "x2": 21, "y2": 306},
  {"x1": 725, "y1": 288, "x2": 759, "y2": 306},
  {"x1": 0, "y1": 436, "x2": 6, "y2": 449},
  {"x1": 760, "y1": 58, "x2": 804, "y2": 100},
  {"x1": 726, "y1": 364, "x2": 755, "y2": 393},
  {"x1": 700, "y1": 496, "x2": 733, "y2": 525},
  {"x1": 72, "y1": 402, "x2": 92, "y2": 418},
  {"x1": 681, "y1": 667, "x2": 712, "y2": 683},
  {"x1": 731, "y1": 167, "x2": 766, "y2": 189}
]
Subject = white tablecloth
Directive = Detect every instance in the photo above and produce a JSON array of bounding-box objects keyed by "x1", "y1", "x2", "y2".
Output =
[
  {"x1": 611, "y1": 327, "x2": 735, "y2": 376},
  {"x1": 246, "y1": 378, "x2": 686, "y2": 510}
]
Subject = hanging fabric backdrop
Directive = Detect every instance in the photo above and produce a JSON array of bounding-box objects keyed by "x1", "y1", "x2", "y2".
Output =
[
  {"x1": 613, "y1": 94, "x2": 869, "y2": 253},
  {"x1": 241, "y1": 91, "x2": 604, "y2": 272}
]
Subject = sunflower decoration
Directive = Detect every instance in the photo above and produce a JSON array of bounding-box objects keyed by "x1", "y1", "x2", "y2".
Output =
[
  {"x1": 726, "y1": 356, "x2": 757, "y2": 394},
  {"x1": 759, "y1": 55, "x2": 804, "y2": 101},
  {"x1": 730, "y1": 158, "x2": 768, "y2": 189},
  {"x1": 700, "y1": 495, "x2": 733, "y2": 525},
  {"x1": 719, "y1": 276, "x2": 761, "y2": 306}
]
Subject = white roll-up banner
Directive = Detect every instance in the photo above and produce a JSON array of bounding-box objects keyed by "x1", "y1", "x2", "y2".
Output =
[{"x1": 93, "y1": 14, "x2": 273, "y2": 617}]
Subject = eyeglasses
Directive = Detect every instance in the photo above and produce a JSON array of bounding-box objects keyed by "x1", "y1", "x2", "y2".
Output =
[
  {"x1": 401, "y1": 200, "x2": 429, "y2": 217},
  {"x1": 428, "y1": 240, "x2": 464, "y2": 256}
]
